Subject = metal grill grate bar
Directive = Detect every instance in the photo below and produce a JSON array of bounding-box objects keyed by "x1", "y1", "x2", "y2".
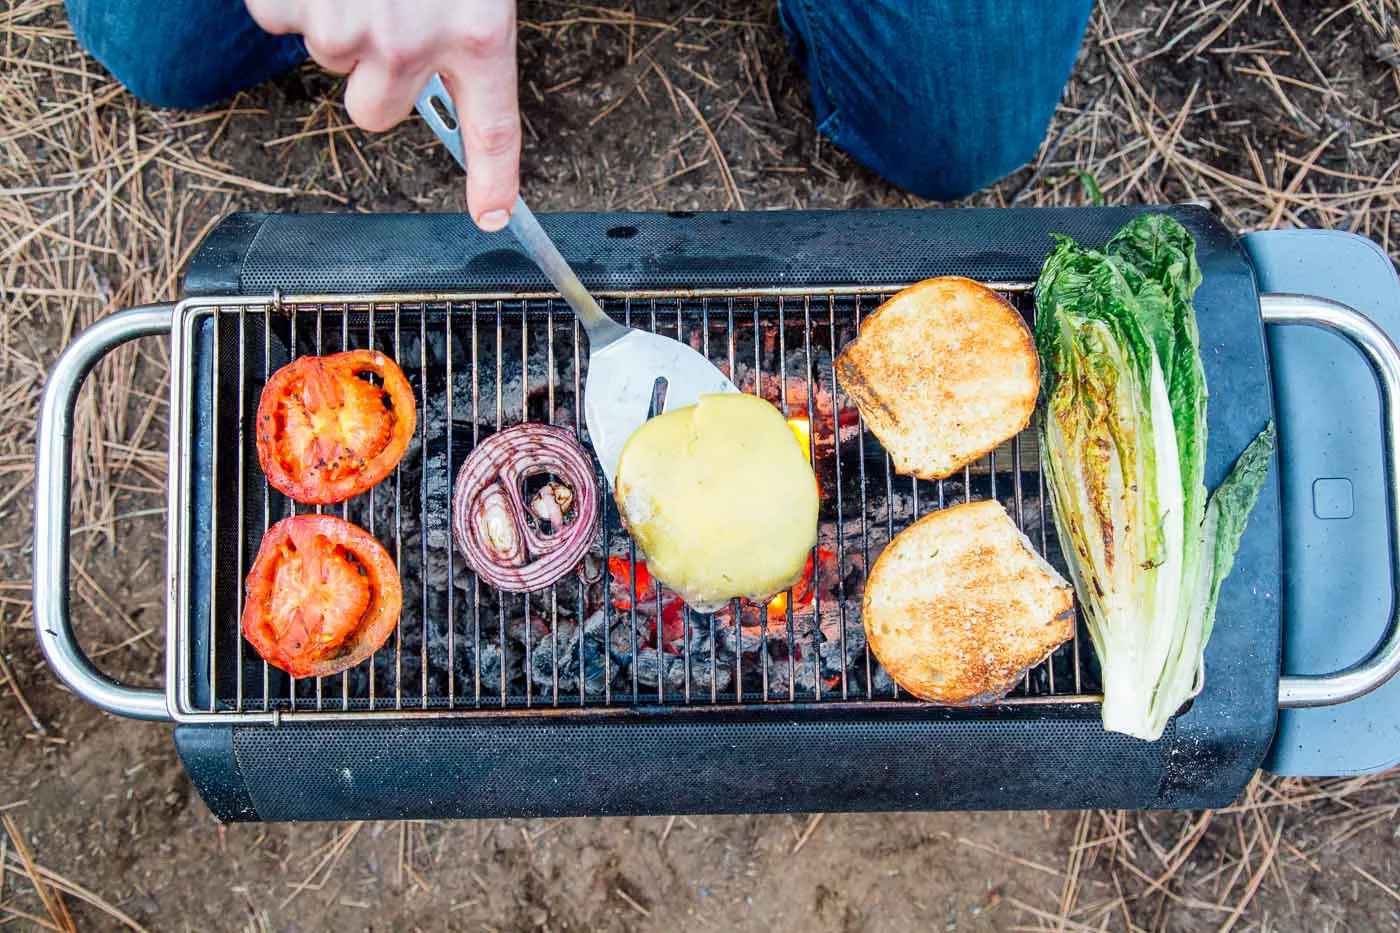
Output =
[{"x1": 177, "y1": 285, "x2": 1099, "y2": 722}]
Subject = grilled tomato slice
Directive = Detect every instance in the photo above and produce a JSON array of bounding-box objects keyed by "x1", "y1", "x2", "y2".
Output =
[
  {"x1": 256, "y1": 350, "x2": 416, "y2": 504},
  {"x1": 242, "y1": 515, "x2": 402, "y2": 678}
]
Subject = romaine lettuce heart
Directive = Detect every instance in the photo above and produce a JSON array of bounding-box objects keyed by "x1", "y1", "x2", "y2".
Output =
[{"x1": 1034, "y1": 214, "x2": 1274, "y2": 741}]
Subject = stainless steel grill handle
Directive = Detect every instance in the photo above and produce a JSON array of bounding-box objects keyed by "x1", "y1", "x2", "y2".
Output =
[
  {"x1": 1263, "y1": 293, "x2": 1400, "y2": 708},
  {"x1": 33, "y1": 305, "x2": 174, "y2": 721}
]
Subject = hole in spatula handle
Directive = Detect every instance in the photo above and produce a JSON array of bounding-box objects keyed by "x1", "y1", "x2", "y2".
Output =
[
  {"x1": 649, "y1": 377, "x2": 668, "y2": 418},
  {"x1": 428, "y1": 95, "x2": 458, "y2": 132}
]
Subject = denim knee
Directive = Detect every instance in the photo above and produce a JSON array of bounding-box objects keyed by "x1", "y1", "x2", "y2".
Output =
[
  {"x1": 779, "y1": 0, "x2": 1093, "y2": 202},
  {"x1": 829, "y1": 104, "x2": 1051, "y2": 203},
  {"x1": 65, "y1": 0, "x2": 305, "y2": 110}
]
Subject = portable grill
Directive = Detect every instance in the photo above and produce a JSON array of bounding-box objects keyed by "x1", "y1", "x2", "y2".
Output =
[{"x1": 33, "y1": 206, "x2": 1400, "y2": 821}]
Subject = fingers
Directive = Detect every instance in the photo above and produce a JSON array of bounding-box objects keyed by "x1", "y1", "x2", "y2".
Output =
[
  {"x1": 344, "y1": 59, "x2": 427, "y2": 132},
  {"x1": 246, "y1": 0, "x2": 365, "y2": 73},
  {"x1": 302, "y1": 0, "x2": 367, "y2": 75},
  {"x1": 244, "y1": 0, "x2": 523, "y2": 227},
  {"x1": 441, "y1": 31, "x2": 520, "y2": 231},
  {"x1": 244, "y1": 0, "x2": 300, "y2": 34}
]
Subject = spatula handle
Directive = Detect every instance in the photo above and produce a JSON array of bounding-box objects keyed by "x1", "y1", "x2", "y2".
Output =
[
  {"x1": 508, "y1": 198, "x2": 625, "y2": 341},
  {"x1": 415, "y1": 74, "x2": 627, "y2": 346}
]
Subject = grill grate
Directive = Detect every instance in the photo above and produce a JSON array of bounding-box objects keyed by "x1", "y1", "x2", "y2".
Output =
[{"x1": 174, "y1": 287, "x2": 1101, "y2": 721}]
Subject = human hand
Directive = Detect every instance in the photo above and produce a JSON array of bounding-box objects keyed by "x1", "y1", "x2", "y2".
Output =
[{"x1": 246, "y1": 0, "x2": 520, "y2": 230}]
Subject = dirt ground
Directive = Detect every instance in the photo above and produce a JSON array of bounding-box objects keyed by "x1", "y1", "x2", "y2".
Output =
[{"x1": 3, "y1": 1, "x2": 1400, "y2": 930}]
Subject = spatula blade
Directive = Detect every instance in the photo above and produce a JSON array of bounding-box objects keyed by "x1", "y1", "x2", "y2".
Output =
[{"x1": 584, "y1": 329, "x2": 738, "y2": 488}]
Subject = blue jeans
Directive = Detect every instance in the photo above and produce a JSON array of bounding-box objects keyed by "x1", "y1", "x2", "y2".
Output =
[{"x1": 65, "y1": 0, "x2": 1092, "y2": 201}]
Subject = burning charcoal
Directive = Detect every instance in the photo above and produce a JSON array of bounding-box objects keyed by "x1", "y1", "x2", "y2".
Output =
[
  {"x1": 607, "y1": 610, "x2": 646, "y2": 660},
  {"x1": 580, "y1": 609, "x2": 608, "y2": 640},
  {"x1": 607, "y1": 557, "x2": 660, "y2": 615},
  {"x1": 762, "y1": 611, "x2": 807, "y2": 656},
  {"x1": 713, "y1": 603, "x2": 768, "y2": 655},
  {"x1": 527, "y1": 609, "x2": 577, "y2": 648},
  {"x1": 466, "y1": 641, "x2": 506, "y2": 696},
  {"x1": 528, "y1": 630, "x2": 610, "y2": 698},
  {"x1": 817, "y1": 613, "x2": 867, "y2": 678},
  {"x1": 870, "y1": 663, "x2": 897, "y2": 699},
  {"x1": 680, "y1": 612, "x2": 715, "y2": 648},
  {"x1": 504, "y1": 610, "x2": 550, "y2": 645},
  {"x1": 736, "y1": 620, "x2": 767, "y2": 655},
  {"x1": 681, "y1": 661, "x2": 734, "y2": 697},
  {"x1": 450, "y1": 554, "x2": 480, "y2": 594},
  {"x1": 841, "y1": 556, "x2": 867, "y2": 603},
  {"x1": 791, "y1": 648, "x2": 830, "y2": 698},
  {"x1": 631, "y1": 648, "x2": 686, "y2": 692},
  {"x1": 577, "y1": 553, "x2": 604, "y2": 585},
  {"x1": 711, "y1": 607, "x2": 737, "y2": 652},
  {"x1": 759, "y1": 654, "x2": 796, "y2": 700},
  {"x1": 678, "y1": 625, "x2": 734, "y2": 695},
  {"x1": 423, "y1": 328, "x2": 447, "y2": 367},
  {"x1": 657, "y1": 605, "x2": 696, "y2": 655}
]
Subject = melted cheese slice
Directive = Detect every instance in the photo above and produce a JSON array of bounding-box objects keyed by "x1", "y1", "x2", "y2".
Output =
[{"x1": 614, "y1": 393, "x2": 819, "y2": 612}]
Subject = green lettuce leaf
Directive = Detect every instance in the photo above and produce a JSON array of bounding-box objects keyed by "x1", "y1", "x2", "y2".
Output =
[{"x1": 1193, "y1": 423, "x2": 1277, "y2": 679}]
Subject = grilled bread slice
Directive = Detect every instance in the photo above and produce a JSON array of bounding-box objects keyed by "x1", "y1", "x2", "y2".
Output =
[
  {"x1": 835, "y1": 276, "x2": 1038, "y2": 480},
  {"x1": 864, "y1": 500, "x2": 1074, "y2": 705}
]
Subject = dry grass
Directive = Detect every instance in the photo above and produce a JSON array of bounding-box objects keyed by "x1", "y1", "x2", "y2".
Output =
[
  {"x1": 1, "y1": 0, "x2": 1399, "y2": 929},
  {"x1": 1021, "y1": 772, "x2": 1400, "y2": 931}
]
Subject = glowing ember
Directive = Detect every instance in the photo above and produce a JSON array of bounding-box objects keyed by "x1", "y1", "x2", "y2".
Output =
[
  {"x1": 769, "y1": 417, "x2": 820, "y2": 619},
  {"x1": 767, "y1": 591, "x2": 791, "y2": 618},
  {"x1": 606, "y1": 556, "x2": 688, "y2": 653},
  {"x1": 607, "y1": 556, "x2": 658, "y2": 610},
  {"x1": 787, "y1": 415, "x2": 812, "y2": 455},
  {"x1": 764, "y1": 547, "x2": 838, "y2": 620}
]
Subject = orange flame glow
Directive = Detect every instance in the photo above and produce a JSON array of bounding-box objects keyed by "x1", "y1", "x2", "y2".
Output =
[
  {"x1": 769, "y1": 416, "x2": 818, "y2": 618},
  {"x1": 787, "y1": 415, "x2": 812, "y2": 455}
]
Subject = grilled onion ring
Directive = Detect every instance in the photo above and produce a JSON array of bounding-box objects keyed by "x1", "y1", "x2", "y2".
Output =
[{"x1": 452, "y1": 424, "x2": 599, "y2": 592}]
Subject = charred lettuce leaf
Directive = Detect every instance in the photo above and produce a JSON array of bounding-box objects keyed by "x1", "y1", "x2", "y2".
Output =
[{"x1": 1034, "y1": 214, "x2": 1273, "y2": 741}]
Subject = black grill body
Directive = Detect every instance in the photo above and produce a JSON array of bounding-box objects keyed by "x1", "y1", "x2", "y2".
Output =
[{"x1": 177, "y1": 206, "x2": 1281, "y2": 821}]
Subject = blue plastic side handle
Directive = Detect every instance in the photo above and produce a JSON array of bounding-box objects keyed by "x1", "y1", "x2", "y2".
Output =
[{"x1": 1252, "y1": 230, "x2": 1400, "y2": 777}]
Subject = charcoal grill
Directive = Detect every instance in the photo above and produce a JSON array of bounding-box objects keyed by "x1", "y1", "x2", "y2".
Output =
[{"x1": 33, "y1": 206, "x2": 1400, "y2": 820}]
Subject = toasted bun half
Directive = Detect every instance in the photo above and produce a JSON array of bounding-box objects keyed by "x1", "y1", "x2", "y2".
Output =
[
  {"x1": 835, "y1": 276, "x2": 1038, "y2": 480},
  {"x1": 864, "y1": 500, "x2": 1074, "y2": 705}
]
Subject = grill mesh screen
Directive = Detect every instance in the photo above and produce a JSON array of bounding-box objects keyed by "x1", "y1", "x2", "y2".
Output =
[{"x1": 187, "y1": 289, "x2": 1101, "y2": 716}]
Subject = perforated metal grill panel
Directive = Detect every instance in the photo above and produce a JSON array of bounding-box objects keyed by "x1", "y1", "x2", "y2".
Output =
[
  {"x1": 200, "y1": 714, "x2": 1188, "y2": 820},
  {"x1": 189, "y1": 207, "x2": 1218, "y2": 295}
]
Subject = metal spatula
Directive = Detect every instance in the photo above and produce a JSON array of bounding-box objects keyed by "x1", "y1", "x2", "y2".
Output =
[{"x1": 415, "y1": 75, "x2": 737, "y2": 486}]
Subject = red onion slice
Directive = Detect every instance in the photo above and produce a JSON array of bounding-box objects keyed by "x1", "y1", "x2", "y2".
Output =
[{"x1": 452, "y1": 424, "x2": 599, "y2": 592}]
